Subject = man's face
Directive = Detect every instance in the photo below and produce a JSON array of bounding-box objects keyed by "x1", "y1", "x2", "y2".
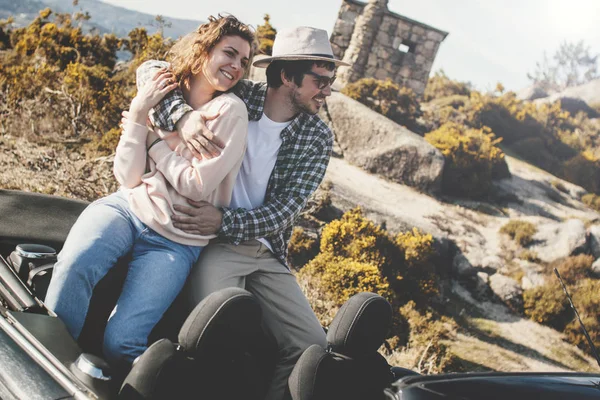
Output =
[{"x1": 289, "y1": 65, "x2": 334, "y2": 115}]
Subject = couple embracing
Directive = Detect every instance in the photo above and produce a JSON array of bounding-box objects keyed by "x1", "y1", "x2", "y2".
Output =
[{"x1": 45, "y1": 13, "x2": 349, "y2": 400}]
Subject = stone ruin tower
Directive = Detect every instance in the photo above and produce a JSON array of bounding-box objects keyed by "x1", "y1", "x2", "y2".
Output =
[{"x1": 333, "y1": 0, "x2": 448, "y2": 96}]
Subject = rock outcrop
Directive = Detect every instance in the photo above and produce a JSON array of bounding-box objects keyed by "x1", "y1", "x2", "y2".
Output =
[
  {"x1": 489, "y1": 273, "x2": 523, "y2": 312},
  {"x1": 529, "y1": 219, "x2": 588, "y2": 263},
  {"x1": 527, "y1": 78, "x2": 600, "y2": 118},
  {"x1": 534, "y1": 96, "x2": 599, "y2": 118},
  {"x1": 589, "y1": 224, "x2": 600, "y2": 259},
  {"x1": 322, "y1": 92, "x2": 445, "y2": 192}
]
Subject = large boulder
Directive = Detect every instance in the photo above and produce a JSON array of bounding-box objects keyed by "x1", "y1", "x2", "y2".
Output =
[
  {"x1": 555, "y1": 78, "x2": 600, "y2": 107},
  {"x1": 516, "y1": 260, "x2": 546, "y2": 290},
  {"x1": 322, "y1": 92, "x2": 445, "y2": 193},
  {"x1": 592, "y1": 258, "x2": 600, "y2": 278},
  {"x1": 529, "y1": 219, "x2": 588, "y2": 263},
  {"x1": 452, "y1": 253, "x2": 477, "y2": 277},
  {"x1": 532, "y1": 79, "x2": 600, "y2": 118},
  {"x1": 589, "y1": 225, "x2": 600, "y2": 259},
  {"x1": 516, "y1": 84, "x2": 548, "y2": 101},
  {"x1": 534, "y1": 96, "x2": 599, "y2": 118},
  {"x1": 489, "y1": 273, "x2": 523, "y2": 312}
]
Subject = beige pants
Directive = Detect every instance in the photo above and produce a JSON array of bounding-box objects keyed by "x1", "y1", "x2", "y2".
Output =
[{"x1": 183, "y1": 240, "x2": 327, "y2": 400}]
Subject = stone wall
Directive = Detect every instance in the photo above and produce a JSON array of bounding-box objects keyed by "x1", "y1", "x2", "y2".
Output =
[{"x1": 332, "y1": 0, "x2": 448, "y2": 96}]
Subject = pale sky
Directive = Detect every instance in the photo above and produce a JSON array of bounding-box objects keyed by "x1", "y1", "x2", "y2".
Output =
[{"x1": 101, "y1": 0, "x2": 600, "y2": 92}]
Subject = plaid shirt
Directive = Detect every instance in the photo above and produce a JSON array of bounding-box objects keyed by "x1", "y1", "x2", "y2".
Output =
[{"x1": 138, "y1": 61, "x2": 333, "y2": 266}]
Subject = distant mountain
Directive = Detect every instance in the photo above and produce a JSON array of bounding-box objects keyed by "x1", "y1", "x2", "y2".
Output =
[{"x1": 0, "y1": 0, "x2": 202, "y2": 39}]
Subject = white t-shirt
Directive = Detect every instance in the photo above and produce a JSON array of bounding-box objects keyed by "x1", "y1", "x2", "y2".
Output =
[{"x1": 230, "y1": 113, "x2": 289, "y2": 251}]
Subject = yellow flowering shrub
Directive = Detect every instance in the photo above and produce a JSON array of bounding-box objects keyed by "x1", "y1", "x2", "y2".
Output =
[
  {"x1": 341, "y1": 78, "x2": 422, "y2": 130},
  {"x1": 422, "y1": 74, "x2": 600, "y2": 195},
  {"x1": 299, "y1": 208, "x2": 442, "y2": 321},
  {"x1": 465, "y1": 91, "x2": 600, "y2": 194},
  {"x1": 395, "y1": 227, "x2": 434, "y2": 265},
  {"x1": 423, "y1": 71, "x2": 471, "y2": 102},
  {"x1": 319, "y1": 207, "x2": 396, "y2": 266},
  {"x1": 0, "y1": 8, "x2": 170, "y2": 155},
  {"x1": 425, "y1": 122, "x2": 506, "y2": 198},
  {"x1": 301, "y1": 253, "x2": 393, "y2": 305},
  {"x1": 287, "y1": 227, "x2": 319, "y2": 269}
]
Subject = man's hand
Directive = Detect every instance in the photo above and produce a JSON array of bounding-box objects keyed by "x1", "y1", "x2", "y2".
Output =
[
  {"x1": 172, "y1": 199, "x2": 223, "y2": 235},
  {"x1": 176, "y1": 110, "x2": 226, "y2": 160}
]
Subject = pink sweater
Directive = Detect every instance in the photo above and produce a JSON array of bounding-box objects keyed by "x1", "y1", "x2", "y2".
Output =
[{"x1": 113, "y1": 93, "x2": 248, "y2": 247}]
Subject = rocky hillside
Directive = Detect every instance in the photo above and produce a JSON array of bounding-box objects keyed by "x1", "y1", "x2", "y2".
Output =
[
  {"x1": 315, "y1": 92, "x2": 600, "y2": 372},
  {"x1": 321, "y1": 152, "x2": 599, "y2": 372}
]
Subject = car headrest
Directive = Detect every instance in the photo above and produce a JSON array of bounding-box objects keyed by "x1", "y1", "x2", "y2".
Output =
[
  {"x1": 119, "y1": 339, "x2": 182, "y2": 399},
  {"x1": 288, "y1": 344, "x2": 337, "y2": 400},
  {"x1": 326, "y1": 292, "x2": 392, "y2": 357},
  {"x1": 289, "y1": 344, "x2": 392, "y2": 400},
  {"x1": 178, "y1": 287, "x2": 262, "y2": 358}
]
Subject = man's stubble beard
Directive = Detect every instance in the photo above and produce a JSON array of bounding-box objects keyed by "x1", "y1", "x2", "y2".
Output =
[{"x1": 290, "y1": 87, "x2": 318, "y2": 116}]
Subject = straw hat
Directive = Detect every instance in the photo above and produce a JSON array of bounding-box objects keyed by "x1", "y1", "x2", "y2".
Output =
[{"x1": 252, "y1": 26, "x2": 350, "y2": 68}]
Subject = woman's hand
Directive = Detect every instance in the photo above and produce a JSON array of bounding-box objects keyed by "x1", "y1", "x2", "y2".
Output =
[{"x1": 129, "y1": 68, "x2": 178, "y2": 125}]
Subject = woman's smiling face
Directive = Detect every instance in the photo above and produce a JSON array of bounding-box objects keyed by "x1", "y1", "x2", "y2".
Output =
[{"x1": 202, "y1": 35, "x2": 251, "y2": 92}]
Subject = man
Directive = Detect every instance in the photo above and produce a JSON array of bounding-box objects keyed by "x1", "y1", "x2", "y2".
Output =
[{"x1": 137, "y1": 26, "x2": 349, "y2": 400}]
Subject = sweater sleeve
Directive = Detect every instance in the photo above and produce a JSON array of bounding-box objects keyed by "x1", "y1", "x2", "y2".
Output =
[
  {"x1": 148, "y1": 97, "x2": 248, "y2": 201},
  {"x1": 136, "y1": 60, "x2": 193, "y2": 131},
  {"x1": 113, "y1": 121, "x2": 150, "y2": 188}
]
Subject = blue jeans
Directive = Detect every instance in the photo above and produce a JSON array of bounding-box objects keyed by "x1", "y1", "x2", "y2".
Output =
[{"x1": 45, "y1": 191, "x2": 202, "y2": 366}]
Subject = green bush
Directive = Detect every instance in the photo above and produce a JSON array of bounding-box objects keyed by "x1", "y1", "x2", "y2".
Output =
[
  {"x1": 523, "y1": 282, "x2": 571, "y2": 329},
  {"x1": 256, "y1": 14, "x2": 276, "y2": 55},
  {"x1": 551, "y1": 254, "x2": 595, "y2": 284},
  {"x1": 341, "y1": 78, "x2": 422, "y2": 130},
  {"x1": 466, "y1": 92, "x2": 600, "y2": 194},
  {"x1": 424, "y1": 122, "x2": 507, "y2": 198},
  {"x1": 499, "y1": 220, "x2": 537, "y2": 246},
  {"x1": 565, "y1": 279, "x2": 600, "y2": 352}
]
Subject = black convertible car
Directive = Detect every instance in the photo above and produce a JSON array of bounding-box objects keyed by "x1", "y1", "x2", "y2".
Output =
[{"x1": 1, "y1": 189, "x2": 600, "y2": 399}]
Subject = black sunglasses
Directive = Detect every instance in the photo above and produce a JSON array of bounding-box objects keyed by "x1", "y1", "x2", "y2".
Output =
[{"x1": 305, "y1": 71, "x2": 336, "y2": 90}]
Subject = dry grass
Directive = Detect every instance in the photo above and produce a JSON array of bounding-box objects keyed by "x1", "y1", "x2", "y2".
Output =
[{"x1": 0, "y1": 136, "x2": 117, "y2": 201}]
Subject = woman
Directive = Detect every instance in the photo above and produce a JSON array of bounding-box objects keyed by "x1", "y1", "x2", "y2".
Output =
[{"x1": 45, "y1": 15, "x2": 255, "y2": 371}]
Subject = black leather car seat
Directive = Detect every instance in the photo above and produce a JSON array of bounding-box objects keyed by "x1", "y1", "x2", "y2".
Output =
[
  {"x1": 288, "y1": 292, "x2": 395, "y2": 400},
  {"x1": 119, "y1": 287, "x2": 264, "y2": 400}
]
